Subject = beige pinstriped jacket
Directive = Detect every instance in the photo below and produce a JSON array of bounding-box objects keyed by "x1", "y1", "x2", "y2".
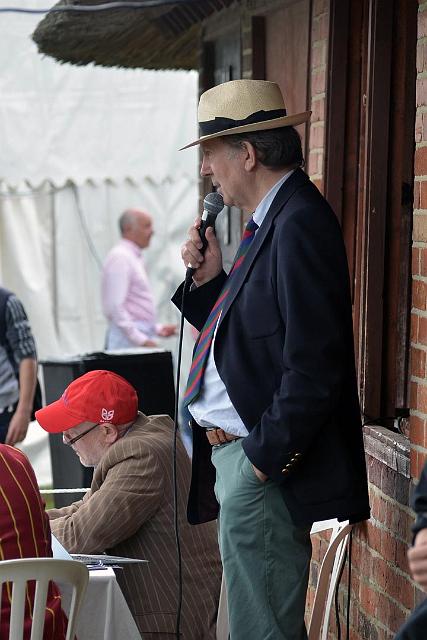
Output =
[{"x1": 48, "y1": 413, "x2": 221, "y2": 638}]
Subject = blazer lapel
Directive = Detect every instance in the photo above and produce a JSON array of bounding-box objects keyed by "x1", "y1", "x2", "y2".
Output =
[{"x1": 219, "y1": 168, "x2": 310, "y2": 324}]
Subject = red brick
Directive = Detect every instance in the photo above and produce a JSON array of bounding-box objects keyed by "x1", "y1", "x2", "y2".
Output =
[
  {"x1": 417, "y1": 43, "x2": 424, "y2": 74},
  {"x1": 411, "y1": 346, "x2": 426, "y2": 376},
  {"x1": 410, "y1": 380, "x2": 418, "y2": 411},
  {"x1": 420, "y1": 181, "x2": 427, "y2": 209},
  {"x1": 395, "y1": 538, "x2": 411, "y2": 574},
  {"x1": 414, "y1": 180, "x2": 421, "y2": 209},
  {"x1": 367, "y1": 521, "x2": 382, "y2": 554},
  {"x1": 419, "y1": 316, "x2": 427, "y2": 346},
  {"x1": 359, "y1": 581, "x2": 377, "y2": 617},
  {"x1": 311, "y1": 97, "x2": 325, "y2": 123},
  {"x1": 370, "y1": 492, "x2": 381, "y2": 521},
  {"x1": 351, "y1": 537, "x2": 362, "y2": 571},
  {"x1": 411, "y1": 447, "x2": 427, "y2": 478},
  {"x1": 311, "y1": 534, "x2": 322, "y2": 563},
  {"x1": 416, "y1": 44, "x2": 427, "y2": 76},
  {"x1": 411, "y1": 446, "x2": 419, "y2": 477},
  {"x1": 375, "y1": 591, "x2": 409, "y2": 633},
  {"x1": 421, "y1": 247, "x2": 427, "y2": 277},
  {"x1": 422, "y1": 113, "x2": 427, "y2": 143},
  {"x1": 413, "y1": 247, "x2": 420, "y2": 275},
  {"x1": 412, "y1": 280, "x2": 427, "y2": 311},
  {"x1": 359, "y1": 543, "x2": 374, "y2": 577},
  {"x1": 413, "y1": 214, "x2": 427, "y2": 241},
  {"x1": 311, "y1": 124, "x2": 324, "y2": 148},
  {"x1": 418, "y1": 382, "x2": 427, "y2": 413},
  {"x1": 416, "y1": 111, "x2": 423, "y2": 142},
  {"x1": 411, "y1": 313, "x2": 419, "y2": 343},
  {"x1": 312, "y1": 68, "x2": 326, "y2": 95},
  {"x1": 411, "y1": 414, "x2": 426, "y2": 446},
  {"x1": 416, "y1": 78, "x2": 427, "y2": 108},
  {"x1": 418, "y1": 8, "x2": 427, "y2": 39},
  {"x1": 381, "y1": 528, "x2": 397, "y2": 562},
  {"x1": 392, "y1": 508, "x2": 415, "y2": 546},
  {"x1": 308, "y1": 151, "x2": 322, "y2": 175},
  {"x1": 312, "y1": 13, "x2": 329, "y2": 43},
  {"x1": 312, "y1": 42, "x2": 326, "y2": 68},
  {"x1": 384, "y1": 567, "x2": 415, "y2": 610},
  {"x1": 415, "y1": 145, "x2": 427, "y2": 175},
  {"x1": 312, "y1": 0, "x2": 328, "y2": 17}
]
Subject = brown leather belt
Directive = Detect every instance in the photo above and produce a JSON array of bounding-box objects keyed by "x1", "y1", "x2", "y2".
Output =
[{"x1": 206, "y1": 428, "x2": 241, "y2": 446}]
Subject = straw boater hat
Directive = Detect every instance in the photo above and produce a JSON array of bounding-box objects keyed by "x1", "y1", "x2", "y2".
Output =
[{"x1": 180, "y1": 79, "x2": 311, "y2": 150}]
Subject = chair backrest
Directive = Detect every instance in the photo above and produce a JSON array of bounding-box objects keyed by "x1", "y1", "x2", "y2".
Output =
[
  {"x1": 308, "y1": 518, "x2": 354, "y2": 640},
  {"x1": 0, "y1": 557, "x2": 89, "y2": 640}
]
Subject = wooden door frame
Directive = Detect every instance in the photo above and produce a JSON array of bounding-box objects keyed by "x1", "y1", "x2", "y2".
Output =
[{"x1": 325, "y1": 0, "x2": 416, "y2": 422}]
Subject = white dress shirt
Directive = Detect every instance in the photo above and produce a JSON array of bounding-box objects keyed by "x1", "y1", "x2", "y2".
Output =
[{"x1": 189, "y1": 170, "x2": 293, "y2": 437}]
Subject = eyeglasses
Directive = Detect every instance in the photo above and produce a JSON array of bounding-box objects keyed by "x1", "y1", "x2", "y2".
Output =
[{"x1": 64, "y1": 423, "x2": 100, "y2": 446}]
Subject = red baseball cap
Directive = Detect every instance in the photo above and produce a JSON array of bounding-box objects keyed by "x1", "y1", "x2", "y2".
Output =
[{"x1": 35, "y1": 370, "x2": 138, "y2": 433}]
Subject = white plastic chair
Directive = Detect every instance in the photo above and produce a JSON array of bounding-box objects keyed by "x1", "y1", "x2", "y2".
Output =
[
  {"x1": 308, "y1": 518, "x2": 354, "y2": 640},
  {"x1": 216, "y1": 518, "x2": 354, "y2": 640},
  {"x1": 0, "y1": 557, "x2": 89, "y2": 640}
]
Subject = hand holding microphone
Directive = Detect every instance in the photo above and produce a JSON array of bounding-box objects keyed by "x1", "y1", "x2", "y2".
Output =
[{"x1": 183, "y1": 192, "x2": 224, "y2": 285}]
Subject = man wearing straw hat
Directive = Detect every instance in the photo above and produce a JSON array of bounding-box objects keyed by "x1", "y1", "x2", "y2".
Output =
[{"x1": 173, "y1": 79, "x2": 370, "y2": 639}]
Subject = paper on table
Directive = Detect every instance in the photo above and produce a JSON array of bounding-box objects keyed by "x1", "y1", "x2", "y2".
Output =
[
  {"x1": 52, "y1": 533, "x2": 148, "y2": 566},
  {"x1": 71, "y1": 554, "x2": 148, "y2": 566},
  {"x1": 51, "y1": 534, "x2": 73, "y2": 560}
]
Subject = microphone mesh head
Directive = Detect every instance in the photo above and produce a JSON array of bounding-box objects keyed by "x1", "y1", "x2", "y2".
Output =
[{"x1": 203, "y1": 191, "x2": 224, "y2": 215}]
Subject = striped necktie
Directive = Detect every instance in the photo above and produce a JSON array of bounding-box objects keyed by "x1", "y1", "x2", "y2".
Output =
[{"x1": 184, "y1": 217, "x2": 259, "y2": 406}]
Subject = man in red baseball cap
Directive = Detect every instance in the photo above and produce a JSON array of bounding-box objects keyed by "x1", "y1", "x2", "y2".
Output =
[{"x1": 36, "y1": 370, "x2": 221, "y2": 640}]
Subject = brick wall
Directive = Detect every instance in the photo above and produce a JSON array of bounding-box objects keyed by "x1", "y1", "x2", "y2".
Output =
[
  {"x1": 308, "y1": 0, "x2": 328, "y2": 191},
  {"x1": 307, "y1": 2, "x2": 426, "y2": 639},
  {"x1": 201, "y1": 0, "x2": 426, "y2": 637},
  {"x1": 412, "y1": 0, "x2": 427, "y2": 481}
]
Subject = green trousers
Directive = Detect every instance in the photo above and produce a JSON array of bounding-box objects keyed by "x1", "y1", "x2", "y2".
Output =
[{"x1": 211, "y1": 439, "x2": 311, "y2": 640}]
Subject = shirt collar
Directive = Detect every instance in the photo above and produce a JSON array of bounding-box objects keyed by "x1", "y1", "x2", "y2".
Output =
[
  {"x1": 252, "y1": 169, "x2": 294, "y2": 228},
  {"x1": 120, "y1": 237, "x2": 142, "y2": 256}
]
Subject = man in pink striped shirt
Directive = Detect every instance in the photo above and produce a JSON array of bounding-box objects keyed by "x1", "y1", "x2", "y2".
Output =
[{"x1": 102, "y1": 209, "x2": 177, "y2": 349}]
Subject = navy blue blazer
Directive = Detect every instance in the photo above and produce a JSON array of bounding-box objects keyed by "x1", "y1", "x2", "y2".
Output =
[{"x1": 172, "y1": 168, "x2": 370, "y2": 527}]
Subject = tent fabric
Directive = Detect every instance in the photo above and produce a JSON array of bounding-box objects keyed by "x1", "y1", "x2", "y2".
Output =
[
  {"x1": 0, "y1": 5, "x2": 200, "y2": 434},
  {"x1": 0, "y1": 179, "x2": 196, "y2": 362},
  {"x1": 0, "y1": 6, "x2": 199, "y2": 186}
]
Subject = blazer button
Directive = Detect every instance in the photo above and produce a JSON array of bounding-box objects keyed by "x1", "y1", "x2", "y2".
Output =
[{"x1": 282, "y1": 468, "x2": 290, "y2": 475}]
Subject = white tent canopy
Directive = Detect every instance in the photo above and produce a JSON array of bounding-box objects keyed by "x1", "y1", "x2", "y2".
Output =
[
  {"x1": 0, "y1": 6, "x2": 198, "y2": 187},
  {"x1": 0, "y1": 3, "x2": 199, "y2": 363}
]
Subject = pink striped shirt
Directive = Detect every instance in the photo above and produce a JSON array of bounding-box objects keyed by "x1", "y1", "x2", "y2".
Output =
[{"x1": 101, "y1": 239, "x2": 159, "y2": 346}]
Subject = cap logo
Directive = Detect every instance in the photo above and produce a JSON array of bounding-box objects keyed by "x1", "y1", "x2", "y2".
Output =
[{"x1": 101, "y1": 408, "x2": 114, "y2": 421}]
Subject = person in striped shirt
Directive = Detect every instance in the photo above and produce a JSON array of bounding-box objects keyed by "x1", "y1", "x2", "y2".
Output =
[{"x1": 0, "y1": 444, "x2": 67, "y2": 639}]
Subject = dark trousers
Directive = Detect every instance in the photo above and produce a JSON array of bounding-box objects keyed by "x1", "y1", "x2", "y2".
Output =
[
  {"x1": 0, "y1": 405, "x2": 15, "y2": 443},
  {"x1": 395, "y1": 598, "x2": 427, "y2": 640}
]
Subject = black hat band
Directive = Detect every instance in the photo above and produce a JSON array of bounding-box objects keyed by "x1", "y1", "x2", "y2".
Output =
[{"x1": 199, "y1": 108, "x2": 287, "y2": 136}]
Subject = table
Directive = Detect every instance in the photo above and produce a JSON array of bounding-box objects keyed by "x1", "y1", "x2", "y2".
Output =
[{"x1": 59, "y1": 567, "x2": 142, "y2": 640}]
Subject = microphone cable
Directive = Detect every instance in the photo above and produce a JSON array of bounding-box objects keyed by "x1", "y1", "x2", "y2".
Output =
[
  {"x1": 171, "y1": 275, "x2": 193, "y2": 640},
  {"x1": 172, "y1": 192, "x2": 223, "y2": 639}
]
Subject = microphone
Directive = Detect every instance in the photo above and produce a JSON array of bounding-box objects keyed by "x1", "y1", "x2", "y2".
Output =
[{"x1": 185, "y1": 191, "x2": 224, "y2": 280}]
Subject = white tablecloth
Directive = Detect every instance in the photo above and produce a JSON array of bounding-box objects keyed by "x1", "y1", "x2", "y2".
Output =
[{"x1": 60, "y1": 567, "x2": 142, "y2": 640}]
